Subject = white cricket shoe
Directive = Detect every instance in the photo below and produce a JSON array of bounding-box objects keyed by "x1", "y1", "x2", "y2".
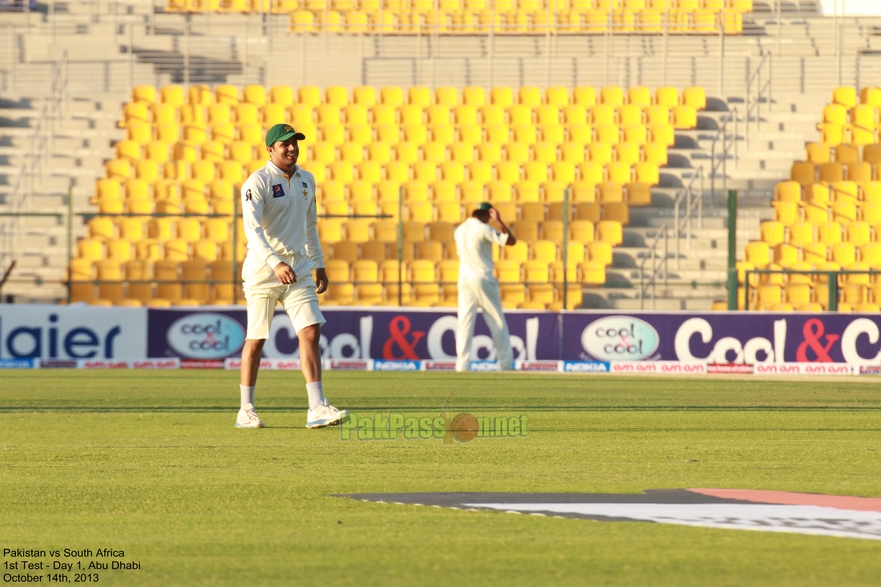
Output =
[
  {"x1": 306, "y1": 401, "x2": 349, "y2": 429},
  {"x1": 235, "y1": 403, "x2": 265, "y2": 428}
]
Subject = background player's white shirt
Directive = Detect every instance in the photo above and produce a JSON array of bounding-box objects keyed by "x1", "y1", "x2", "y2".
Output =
[
  {"x1": 454, "y1": 217, "x2": 509, "y2": 278},
  {"x1": 240, "y1": 161, "x2": 325, "y2": 283}
]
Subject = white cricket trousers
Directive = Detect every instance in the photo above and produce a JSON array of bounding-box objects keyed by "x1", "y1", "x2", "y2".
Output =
[{"x1": 456, "y1": 274, "x2": 514, "y2": 372}]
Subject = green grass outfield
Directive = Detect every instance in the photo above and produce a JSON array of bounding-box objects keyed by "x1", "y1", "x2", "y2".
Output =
[{"x1": 1, "y1": 370, "x2": 880, "y2": 586}]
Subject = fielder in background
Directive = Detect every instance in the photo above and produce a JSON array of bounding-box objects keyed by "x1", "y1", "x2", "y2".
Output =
[
  {"x1": 454, "y1": 202, "x2": 516, "y2": 372},
  {"x1": 236, "y1": 123, "x2": 348, "y2": 429}
]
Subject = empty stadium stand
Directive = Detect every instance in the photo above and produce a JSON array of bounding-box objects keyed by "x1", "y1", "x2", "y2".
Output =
[
  {"x1": 739, "y1": 86, "x2": 881, "y2": 312},
  {"x1": 62, "y1": 82, "x2": 711, "y2": 309}
]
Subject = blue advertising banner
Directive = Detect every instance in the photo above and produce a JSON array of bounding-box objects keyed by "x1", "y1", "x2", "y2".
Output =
[
  {"x1": 560, "y1": 312, "x2": 881, "y2": 365},
  {"x1": 146, "y1": 307, "x2": 560, "y2": 362}
]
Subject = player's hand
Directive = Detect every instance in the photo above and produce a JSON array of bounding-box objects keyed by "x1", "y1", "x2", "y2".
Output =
[
  {"x1": 314, "y1": 267, "x2": 329, "y2": 294},
  {"x1": 488, "y1": 208, "x2": 499, "y2": 221},
  {"x1": 274, "y1": 262, "x2": 297, "y2": 285}
]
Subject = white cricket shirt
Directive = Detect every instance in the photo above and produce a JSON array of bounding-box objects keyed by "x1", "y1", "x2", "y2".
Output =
[
  {"x1": 240, "y1": 161, "x2": 325, "y2": 283},
  {"x1": 454, "y1": 217, "x2": 510, "y2": 279}
]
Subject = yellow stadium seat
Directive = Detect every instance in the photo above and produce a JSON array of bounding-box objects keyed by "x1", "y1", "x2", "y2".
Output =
[
  {"x1": 509, "y1": 219, "x2": 537, "y2": 242},
  {"x1": 519, "y1": 202, "x2": 545, "y2": 222},
  {"x1": 681, "y1": 86, "x2": 706, "y2": 110},
  {"x1": 550, "y1": 161, "x2": 576, "y2": 186},
  {"x1": 835, "y1": 144, "x2": 860, "y2": 164},
  {"x1": 758, "y1": 220, "x2": 785, "y2": 246},
  {"x1": 614, "y1": 143, "x2": 640, "y2": 167},
  {"x1": 788, "y1": 221, "x2": 816, "y2": 246},
  {"x1": 588, "y1": 143, "x2": 613, "y2": 165},
  {"x1": 847, "y1": 162, "x2": 872, "y2": 183},
  {"x1": 402, "y1": 221, "x2": 427, "y2": 243},
  {"x1": 831, "y1": 241, "x2": 856, "y2": 266},
  {"x1": 577, "y1": 260, "x2": 604, "y2": 284},
  {"x1": 560, "y1": 141, "x2": 586, "y2": 164},
  {"x1": 652, "y1": 87, "x2": 677, "y2": 109},
  {"x1": 818, "y1": 221, "x2": 843, "y2": 246},
  {"x1": 805, "y1": 142, "x2": 832, "y2": 164},
  {"x1": 754, "y1": 284, "x2": 783, "y2": 310},
  {"x1": 595, "y1": 220, "x2": 622, "y2": 246},
  {"x1": 126, "y1": 121, "x2": 152, "y2": 145},
  {"x1": 568, "y1": 123, "x2": 593, "y2": 145},
  {"x1": 414, "y1": 241, "x2": 444, "y2": 262},
  {"x1": 745, "y1": 241, "x2": 771, "y2": 268},
  {"x1": 622, "y1": 124, "x2": 648, "y2": 147},
  {"x1": 771, "y1": 201, "x2": 798, "y2": 226},
  {"x1": 822, "y1": 103, "x2": 848, "y2": 126},
  {"x1": 604, "y1": 202, "x2": 630, "y2": 226},
  {"x1": 563, "y1": 105, "x2": 588, "y2": 128},
  {"x1": 597, "y1": 86, "x2": 622, "y2": 108},
  {"x1": 523, "y1": 162, "x2": 548, "y2": 183},
  {"x1": 672, "y1": 105, "x2": 697, "y2": 129},
  {"x1": 782, "y1": 283, "x2": 812, "y2": 307},
  {"x1": 496, "y1": 260, "x2": 522, "y2": 284},
  {"x1": 429, "y1": 125, "x2": 455, "y2": 147},
  {"x1": 570, "y1": 180, "x2": 598, "y2": 203},
  {"x1": 832, "y1": 87, "x2": 857, "y2": 109},
  {"x1": 589, "y1": 104, "x2": 615, "y2": 126},
  {"x1": 790, "y1": 162, "x2": 816, "y2": 186},
  {"x1": 432, "y1": 180, "x2": 459, "y2": 204},
  {"x1": 650, "y1": 123, "x2": 675, "y2": 148},
  {"x1": 523, "y1": 260, "x2": 550, "y2": 283},
  {"x1": 833, "y1": 200, "x2": 858, "y2": 225},
  {"x1": 606, "y1": 162, "x2": 631, "y2": 184}
]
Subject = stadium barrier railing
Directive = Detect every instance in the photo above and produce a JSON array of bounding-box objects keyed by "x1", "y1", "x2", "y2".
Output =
[{"x1": 742, "y1": 269, "x2": 881, "y2": 313}]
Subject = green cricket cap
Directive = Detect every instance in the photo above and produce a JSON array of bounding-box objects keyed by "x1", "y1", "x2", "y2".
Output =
[
  {"x1": 477, "y1": 202, "x2": 493, "y2": 212},
  {"x1": 265, "y1": 123, "x2": 305, "y2": 147}
]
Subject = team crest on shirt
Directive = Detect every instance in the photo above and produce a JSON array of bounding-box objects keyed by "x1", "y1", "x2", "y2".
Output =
[
  {"x1": 301, "y1": 182, "x2": 309, "y2": 199},
  {"x1": 272, "y1": 184, "x2": 285, "y2": 198}
]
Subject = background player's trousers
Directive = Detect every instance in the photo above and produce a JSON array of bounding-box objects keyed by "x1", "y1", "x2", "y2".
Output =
[{"x1": 456, "y1": 274, "x2": 514, "y2": 372}]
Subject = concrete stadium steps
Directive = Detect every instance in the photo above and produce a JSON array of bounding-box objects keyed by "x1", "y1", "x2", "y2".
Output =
[{"x1": 0, "y1": 92, "x2": 125, "y2": 302}]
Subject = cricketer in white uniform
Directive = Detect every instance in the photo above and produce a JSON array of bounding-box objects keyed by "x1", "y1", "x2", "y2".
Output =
[
  {"x1": 235, "y1": 123, "x2": 348, "y2": 429},
  {"x1": 454, "y1": 202, "x2": 516, "y2": 372}
]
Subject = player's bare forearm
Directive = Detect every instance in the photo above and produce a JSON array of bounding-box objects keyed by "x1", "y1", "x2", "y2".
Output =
[
  {"x1": 314, "y1": 267, "x2": 329, "y2": 294},
  {"x1": 490, "y1": 210, "x2": 516, "y2": 246}
]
